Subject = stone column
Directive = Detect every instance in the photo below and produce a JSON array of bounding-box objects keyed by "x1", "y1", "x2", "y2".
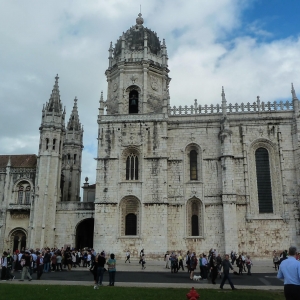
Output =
[{"x1": 219, "y1": 122, "x2": 238, "y2": 254}]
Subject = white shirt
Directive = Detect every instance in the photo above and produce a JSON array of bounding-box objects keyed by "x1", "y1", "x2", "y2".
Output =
[
  {"x1": 31, "y1": 253, "x2": 37, "y2": 262},
  {"x1": 1, "y1": 257, "x2": 7, "y2": 267}
]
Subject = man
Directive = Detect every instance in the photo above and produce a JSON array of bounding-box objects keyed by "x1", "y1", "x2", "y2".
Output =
[
  {"x1": 277, "y1": 246, "x2": 300, "y2": 299},
  {"x1": 19, "y1": 250, "x2": 32, "y2": 281},
  {"x1": 1, "y1": 251, "x2": 8, "y2": 280},
  {"x1": 139, "y1": 249, "x2": 144, "y2": 264},
  {"x1": 125, "y1": 250, "x2": 131, "y2": 263},
  {"x1": 216, "y1": 253, "x2": 223, "y2": 278},
  {"x1": 95, "y1": 251, "x2": 106, "y2": 288},
  {"x1": 36, "y1": 252, "x2": 44, "y2": 280},
  {"x1": 43, "y1": 250, "x2": 50, "y2": 273},
  {"x1": 220, "y1": 254, "x2": 237, "y2": 290},
  {"x1": 210, "y1": 252, "x2": 218, "y2": 284},
  {"x1": 30, "y1": 250, "x2": 37, "y2": 274},
  {"x1": 201, "y1": 254, "x2": 208, "y2": 279}
]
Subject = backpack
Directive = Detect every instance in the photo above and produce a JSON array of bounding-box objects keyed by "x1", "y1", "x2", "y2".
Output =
[{"x1": 7, "y1": 255, "x2": 13, "y2": 267}]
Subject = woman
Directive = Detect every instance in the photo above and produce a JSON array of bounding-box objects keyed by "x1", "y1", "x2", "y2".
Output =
[
  {"x1": 56, "y1": 251, "x2": 62, "y2": 271},
  {"x1": 236, "y1": 255, "x2": 243, "y2": 275},
  {"x1": 189, "y1": 254, "x2": 197, "y2": 280},
  {"x1": 273, "y1": 251, "x2": 279, "y2": 271},
  {"x1": 107, "y1": 253, "x2": 116, "y2": 286}
]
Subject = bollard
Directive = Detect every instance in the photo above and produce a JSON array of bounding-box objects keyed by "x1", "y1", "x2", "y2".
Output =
[{"x1": 186, "y1": 287, "x2": 199, "y2": 299}]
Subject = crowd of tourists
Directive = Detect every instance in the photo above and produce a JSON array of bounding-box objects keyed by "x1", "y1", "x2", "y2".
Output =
[
  {"x1": 0, "y1": 247, "x2": 116, "y2": 288},
  {"x1": 164, "y1": 248, "x2": 253, "y2": 289},
  {"x1": 3, "y1": 246, "x2": 300, "y2": 289},
  {"x1": 272, "y1": 249, "x2": 300, "y2": 271}
]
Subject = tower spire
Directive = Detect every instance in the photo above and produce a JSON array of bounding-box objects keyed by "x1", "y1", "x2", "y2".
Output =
[
  {"x1": 67, "y1": 97, "x2": 81, "y2": 131},
  {"x1": 47, "y1": 74, "x2": 62, "y2": 113}
]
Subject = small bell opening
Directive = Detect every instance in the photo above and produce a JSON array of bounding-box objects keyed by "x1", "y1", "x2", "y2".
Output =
[{"x1": 129, "y1": 90, "x2": 139, "y2": 114}]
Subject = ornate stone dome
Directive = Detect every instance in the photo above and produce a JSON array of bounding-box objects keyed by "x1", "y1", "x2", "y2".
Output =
[{"x1": 114, "y1": 13, "x2": 161, "y2": 57}]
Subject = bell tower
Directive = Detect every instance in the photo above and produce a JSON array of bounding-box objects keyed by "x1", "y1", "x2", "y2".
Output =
[
  {"x1": 95, "y1": 14, "x2": 171, "y2": 256},
  {"x1": 104, "y1": 13, "x2": 171, "y2": 116},
  {"x1": 31, "y1": 75, "x2": 65, "y2": 248},
  {"x1": 61, "y1": 97, "x2": 84, "y2": 201}
]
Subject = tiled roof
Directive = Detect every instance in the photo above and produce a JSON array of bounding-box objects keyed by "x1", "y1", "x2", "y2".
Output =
[{"x1": 0, "y1": 154, "x2": 37, "y2": 168}]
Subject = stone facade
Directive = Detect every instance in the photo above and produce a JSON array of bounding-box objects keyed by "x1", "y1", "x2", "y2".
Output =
[
  {"x1": 94, "y1": 14, "x2": 300, "y2": 258},
  {"x1": 0, "y1": 13, "x2": 299, "y2": 258}
]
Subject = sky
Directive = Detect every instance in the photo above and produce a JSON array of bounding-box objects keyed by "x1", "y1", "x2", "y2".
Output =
[{"x1": 1, "y1": 0, "x2": 300, "y2": 192}]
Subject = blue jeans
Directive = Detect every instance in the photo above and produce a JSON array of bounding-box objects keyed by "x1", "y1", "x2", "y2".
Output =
[
  {"x1": 97, "y1": 267, "x2": 105, "y2": 285},
  {"x1": 43, "y1": 262, "x2": 50, "y2": 272},
  {"x1": 220, "y1": 272, "x2": 234, "y2": 289},
  {"x1": 109, "y1": 271, "x2": 116, "y2": 286}
]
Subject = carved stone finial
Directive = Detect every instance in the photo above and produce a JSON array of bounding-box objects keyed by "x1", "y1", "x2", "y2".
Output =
[
  {"x1": 136, "y1": 12, "x2": 144, "y2": 25},
  {"x1": 221, "y1": 86, "x2": 227, "y2": 116},
  {"x1": 85, "y1": 177, "x2": 88, "y2": 183},
  {"x1": 6, "y1": 156, "x2": 11, "y2": 167},
  {"x1": 292, "y1": 83, "x2": 298, "y2": 100}
]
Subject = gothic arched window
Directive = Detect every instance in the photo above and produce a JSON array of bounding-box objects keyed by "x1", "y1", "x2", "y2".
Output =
[
  {"x1": 191, "y1": 215, "x2": 199, "y2": 236},
  {"x1": 126, "y1": 154, "x2": 139, "y2": 180},
  {"x1": 125, "y1": 213, "x2": 137, "y2": 235},
  {"x1": 16, "y1": 181, "x2": 31, "y2": 205},
  {"x1": 255, "y1": 147, "x2": 273, "y2": 213},
  {"x1": 190, "y1": 150, "x2": 198, "y2": 180},
  {"x1": 120, "y1": 197, "x2": 140, "y2": 236},
  {"x1": 25, "y1": 186, "x2": 31, "y2": 204},
  {"x1": 129, "y1": 90, "x2": 138, "y2": 114},
  {"x1": 18, "y1": 187, "x2": 24, "y2": 204},
  {"x1": 187, "y1": 198, "x2": 203, "y2": 237}
]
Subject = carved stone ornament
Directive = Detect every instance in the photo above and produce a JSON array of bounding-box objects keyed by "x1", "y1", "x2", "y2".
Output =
[
  {"x1": 130, "y1": 74, "x2": 138, "y2": 84},
  {"x1": 150, "y1": 75, "x2": 159, "y2": 91},
  {"x1": 10, "y1": 213, "x2": 30, "y2": 219},
  {"x1": 147, "y1": 94, "x2": 162, "y2": 113},
  {"x1": 113, "y1": 82, "x2": 118, "y2": 92},
  {"x1": 121, "y1": 132, "x2": 142, "y2": 146},
  {"x1": 106, "y1": 95, "x2": 118, "y2": 114}
]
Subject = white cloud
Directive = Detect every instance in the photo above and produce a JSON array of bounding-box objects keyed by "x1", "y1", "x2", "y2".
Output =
[{"x1": 0, "y1": 0, "x2": 299, "y2": 189}]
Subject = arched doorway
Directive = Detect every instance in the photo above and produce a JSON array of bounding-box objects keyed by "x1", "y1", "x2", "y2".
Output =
[
  {"x1": 75, "y1": 218, "x2": 94, "y2": 249},
  {"x1": 10, "y1": 229, "x2": 27, "y2": 252}
]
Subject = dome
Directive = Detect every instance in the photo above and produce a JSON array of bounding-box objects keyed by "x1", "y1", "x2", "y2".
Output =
[{"x1": 114, "y1": 13, "x2": 161, "y2": 57}]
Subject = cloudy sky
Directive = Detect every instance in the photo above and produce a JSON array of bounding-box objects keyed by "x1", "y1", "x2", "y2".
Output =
[{"x1": 1, "y1": 0, "x2": 300, "y2": 189}]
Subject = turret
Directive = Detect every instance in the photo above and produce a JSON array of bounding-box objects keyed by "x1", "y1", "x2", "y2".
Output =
[{"x1": 61, "y1": 97, "x2": 84, "y2": 202}]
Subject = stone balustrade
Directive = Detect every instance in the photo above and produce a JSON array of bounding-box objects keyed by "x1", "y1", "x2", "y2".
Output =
[
  {"x1": 168, "y1": 98, "x2": 294, "y2": 116},
  {"x1": 8, "y1": 203, "x2": 31, "y2": 211}
]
